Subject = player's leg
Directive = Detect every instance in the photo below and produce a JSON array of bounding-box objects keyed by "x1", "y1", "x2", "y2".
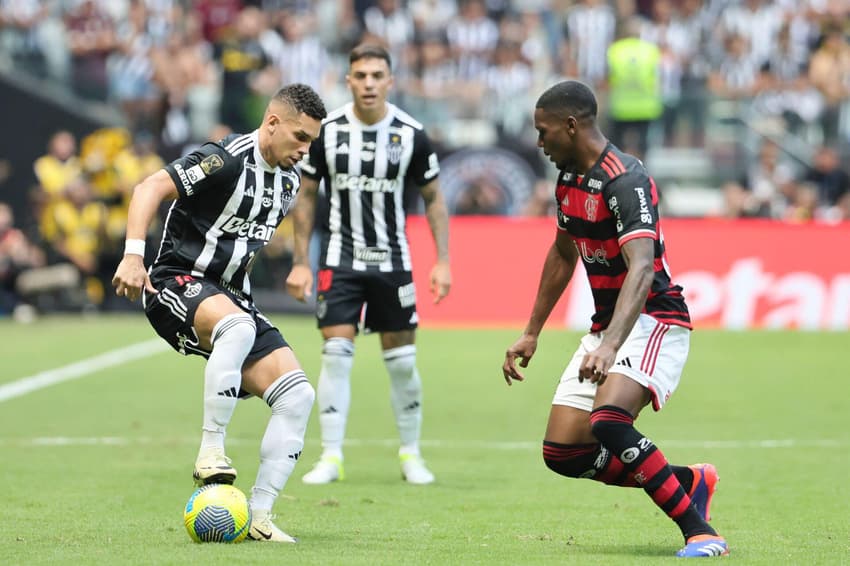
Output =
[
  {"x1": 588, "y1": 316, "x2": 727, "y2": 556},
  {"x1": 379, "y1": 329, "x2": 433, "y2": 484},
  {"x1": 191, "y1": 293, "x2": 257, "y2": 486},
  {"x1": 241, "y1": 341, "x2": 314, "y2": 543},
  {"x1": 542, "y1": 325, "x2": 717, "y2": 522},
  {"x1": 302, "y1": 269, "x2": 363, "y2": 484},
  {"x1": 367, "y1": 271, "x2": 432, "y2": 484}
]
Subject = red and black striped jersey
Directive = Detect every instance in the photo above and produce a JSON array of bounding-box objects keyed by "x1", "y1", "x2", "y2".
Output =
[{"x1": 554, "y1": 143, "x2": 690, "y2": 332}]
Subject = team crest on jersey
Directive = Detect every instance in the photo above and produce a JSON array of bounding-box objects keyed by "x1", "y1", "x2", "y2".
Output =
[
  {"x1": 387, "y1": 135, "x2": 403, "y2": 165},
  {"x1": 200, "y1": 154, "x2": 224, "y2": 175},
  {"x1": 585, "y1": 195, "x2": 599, "y2": 221}
]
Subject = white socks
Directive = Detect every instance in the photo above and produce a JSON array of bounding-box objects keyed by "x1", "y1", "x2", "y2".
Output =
[
  {"x1": 316, "y1": 337, "x2": 355, "y2": 459},
  {"x1": 250, "y1": 370, "x2": 315, "y2": 511},
  {"x1": 384, "y1": 345, "x2": 422, "y2": 455},
  {"x1": 200, "y1": 313, "x2": 256, "y2": 453}
]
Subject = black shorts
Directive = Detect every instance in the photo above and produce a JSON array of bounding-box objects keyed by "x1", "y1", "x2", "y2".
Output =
[
  {"x1": 315, "y1": 268, "x2": 417, "y2": 333},
  {"x1": 143, "y1": 274, "x2": 288, "y2": 361}
]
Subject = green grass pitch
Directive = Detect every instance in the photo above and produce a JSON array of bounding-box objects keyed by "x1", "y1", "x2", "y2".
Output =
[{"x1": 1, "y1": 315, "x2": 848, "y2": 565}]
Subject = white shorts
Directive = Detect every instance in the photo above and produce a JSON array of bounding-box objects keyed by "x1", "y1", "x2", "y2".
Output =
[{"x1": 552, "y1": 313, "x2": 690, "y2": 412}]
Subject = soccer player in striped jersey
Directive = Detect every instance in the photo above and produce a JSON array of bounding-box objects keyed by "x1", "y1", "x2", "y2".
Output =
[
  {"x1": 286, "y1": 44, "x2": 451, "y2": 485},
  {"x1": 502, "y1": 81, "x2": 729, "y2": 558},
  {"x1": 111, "y1": 84, "x2": 326, "y2": 543}
]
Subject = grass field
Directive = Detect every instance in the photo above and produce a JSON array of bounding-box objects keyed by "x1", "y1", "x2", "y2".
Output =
[{"x1": 1, "y1": 314, "x2": 848, "y2": 565}]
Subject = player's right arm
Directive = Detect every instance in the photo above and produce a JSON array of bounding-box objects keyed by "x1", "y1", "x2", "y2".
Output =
[
  {"x1": 503, "y1": 230, "x2": 578, "y2": 385},
  {"x1": 111, "y1": 169, "x2": 178, "y2": 301},
  {"x1": 285, "y1": 175, "x2": 319, "y2": 301}
]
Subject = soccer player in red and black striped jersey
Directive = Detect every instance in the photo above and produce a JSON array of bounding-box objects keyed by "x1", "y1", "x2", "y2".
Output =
[{"x1": 502, "y1": 81, "x2": 728, "y2": 558}]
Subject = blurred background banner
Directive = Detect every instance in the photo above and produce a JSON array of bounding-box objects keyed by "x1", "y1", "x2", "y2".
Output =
[{"x1": 407, "y1": 216, "x2": 850, "y2": 330}]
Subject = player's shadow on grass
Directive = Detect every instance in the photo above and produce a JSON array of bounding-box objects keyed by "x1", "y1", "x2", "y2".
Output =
[{"x1": 576, "y1": 543, "x2": 672, "y2": 558}]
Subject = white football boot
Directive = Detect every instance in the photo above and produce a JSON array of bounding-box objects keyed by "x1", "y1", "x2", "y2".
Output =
[
  {"x1": 400, "y1": 454, "x2": 435, "y2": 485},
  {"x1": 192, "y1": 448, "x2": 237, "y2": 486},
  {"x1": 248, "y1": 510, "x2": 297, "y2": 543},
  {"x1": 301, "y1": 455, "x2": 345, "y2": 484}
]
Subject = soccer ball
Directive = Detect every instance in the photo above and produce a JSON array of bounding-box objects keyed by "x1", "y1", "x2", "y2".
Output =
[{"x1": 183, "y1": 484, "x2": 252, "y2": 543}]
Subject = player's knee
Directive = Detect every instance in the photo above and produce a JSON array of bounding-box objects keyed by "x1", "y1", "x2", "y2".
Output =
[
  {"x1": 212, "y1": 312, "x2": 256, "y2": 348},
  {"x1": 275, "y1": 380, "x2": 315, "y2": 420},
  {"x1": 589, "y1": 405, "x2": 634, "y2": 442},
  {"x1": 542, "y1": 441, "x2": 598, "y2": 479},
  {"x1": 383, "y1": 344, "x2": 417, "y2": 379},
  {"x1": 323, "y1": 336, "x2": 354, "y2": 357}
]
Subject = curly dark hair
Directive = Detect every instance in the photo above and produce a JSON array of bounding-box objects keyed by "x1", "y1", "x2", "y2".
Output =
[{"x1": 273, "y1": 83, "x2": 327, "y2": 121}]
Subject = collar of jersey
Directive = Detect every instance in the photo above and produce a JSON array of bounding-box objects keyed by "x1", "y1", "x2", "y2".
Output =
[
  {"x1": 344, "y1": 102, "x2": 396, "y2": 131},
  {"x1": 251, "y1": 130, "x2": 277, "y2": 172}
]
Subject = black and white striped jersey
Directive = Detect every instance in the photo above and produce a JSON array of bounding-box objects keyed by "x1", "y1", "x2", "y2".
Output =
[
  {"x1": 152, "y1": 131, "x2": 301, "y2": 299},
  {"x1": 300, "y1": 102, "x2": 440, "y2": 273}
]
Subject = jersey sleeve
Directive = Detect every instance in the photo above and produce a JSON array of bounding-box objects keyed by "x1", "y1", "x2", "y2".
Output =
[
  {"x1": 407, "y1": 127, "x2": 440, "y2": 186},
  {"x1": 164, "y1": 141, "x2": 241, "y2": 199},
  {"x1": 603, "y1": 171, "x2": 658, "y2": 245},
  {"x1": 299, "y1": 126, "x2": 326, "y2": 181}
]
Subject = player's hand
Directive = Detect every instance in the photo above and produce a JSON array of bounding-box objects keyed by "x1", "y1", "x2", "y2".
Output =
[
  {"x1": 429, "y1": 260, "x2": 451, "y2": 304},
  {"x1": 503, "y1": 333, "x2": 538, "y2": 386},
  {"x1": 579, "y1": 342, "x2": 617, "y2": 385},
  {"x1": 111, "y1": 255, "x2": 155, "y2": 302},
  {"x1": 285, "y1": 263, "x2": 313, "y2": 302}
]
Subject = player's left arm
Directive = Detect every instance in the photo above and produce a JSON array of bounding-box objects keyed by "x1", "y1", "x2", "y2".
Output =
[
  {"x1": 581, "y1": 173, "x2": 658, "y2": 384},
  {"x1": 420, "y1": 178, "x2": 451, "y2": 303},
  {"x1": 410, "y1": 127, "x2": 450, "y2": 303}
]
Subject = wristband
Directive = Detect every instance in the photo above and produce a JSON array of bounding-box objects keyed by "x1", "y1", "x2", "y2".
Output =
[{"x1": 124, "y1": 238, "x2": 146, "y2": 257}]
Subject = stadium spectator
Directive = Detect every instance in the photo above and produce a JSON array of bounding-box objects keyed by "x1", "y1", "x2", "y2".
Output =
[
  {"x1": 150, "y1": 14, "x2": 220, "y2": 146},
  {"x1": 0, "y1": 202, "x2": 45, "y2": 315},
  {"x1": 561, "y1": 0, "x2": 616, "y2": 90},
  {"x1": 32, "y1": 130, "x2": 82, "y2": 243},
  {"x1": 807, "y1": 22, "x2": 850, "y2": 145},
  {"x1": 754, "y1": 22, "x2": 822, "y2": 138},
  {"x1": 605, "y1": 17, "x2": 663, "y2": 160},
  {"x1": 801, "y1": 145, "x2": 850, "y2": 208},
  {"x1": 502, "y1": 80, "x2": 728, "y2": 558},
  {"x1": 64, "y1": 0, "x2": 117, "y2": 102},
  {"x1": 287, "y1": 44, "x2": 451, "y2": 486},
  {"x1": 263, "y1": 9, "x2": 336, "y2": 94},
  {"x1": 194, "y1": 0, "x2": 243, "y2": 45},
  {"x1": 107, "y1": 0, "x2": 160, "y2": 134},
  {"x1": 46, "y1": 176, "x2": 109, "y2": 308},
  {"x1": 213, "y1": 6, "x2": 275, "y2": 133},
  {"x1": 110, "y1": 84, "x2": 326, "y2": 542},
  {"x1": 719, "y1": 140, "x2": 797, "y2": 219},
  {"x1": 446, "y1": 0, "x2": 499, "y2": 84}
]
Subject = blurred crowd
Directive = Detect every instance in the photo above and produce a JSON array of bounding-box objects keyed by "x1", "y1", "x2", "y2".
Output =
[{"x1": 1, "y1": 0, "x2": 850, "y2": 318}]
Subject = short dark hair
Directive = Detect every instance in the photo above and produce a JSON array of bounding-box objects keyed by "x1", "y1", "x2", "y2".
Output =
[
  {"x1": 349, "y1": 43, "x2": 392, "y2": 71},
  {"x1": 536, "y1": 80, "x2": 597, "y2": 121},
  {"x1": 273, "y1": 83, "x2": 327, "y2": 121}
]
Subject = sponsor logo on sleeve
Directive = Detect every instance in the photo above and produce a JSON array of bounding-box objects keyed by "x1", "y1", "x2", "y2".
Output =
[{"x1": 173, "y1": 163, "x2": 193, "y2": 195}]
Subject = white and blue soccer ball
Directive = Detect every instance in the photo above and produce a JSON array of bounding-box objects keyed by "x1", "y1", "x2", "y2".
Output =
[{"x1": 183, "y1": 484, "x2": 251, "y2": 543}]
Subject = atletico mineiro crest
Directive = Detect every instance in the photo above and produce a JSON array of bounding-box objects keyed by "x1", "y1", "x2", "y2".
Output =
[{"x1": 387, "y1": 135, "x2": 403, "y2": 165}]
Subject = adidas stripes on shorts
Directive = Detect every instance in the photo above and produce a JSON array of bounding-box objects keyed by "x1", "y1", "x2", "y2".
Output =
[
  {"x1": 552, "y1": 313, "x2": 691, "y2": 412},
  {"x1": 143, "y1": 274, "x2": 288, "y2": 362}
]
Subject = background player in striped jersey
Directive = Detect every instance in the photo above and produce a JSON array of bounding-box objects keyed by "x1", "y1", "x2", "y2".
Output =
[
  {"x1": 286, "y1": 44, "x2": 451, "y2": 485},
  {"x1": 502, "y1": 81, "x2": 729, "y2": 558},
  {"x1": 111, "y1": 84, "x2": 326, "y2": 543}
]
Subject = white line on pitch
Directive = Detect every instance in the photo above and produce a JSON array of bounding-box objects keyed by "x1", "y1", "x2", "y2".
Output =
[
  {"x1": 0, "y1": 437, "x2": 844, "y2": 449},
  {"x1": 0, "y1": 339, "x2": 169, "y2": 403}
]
